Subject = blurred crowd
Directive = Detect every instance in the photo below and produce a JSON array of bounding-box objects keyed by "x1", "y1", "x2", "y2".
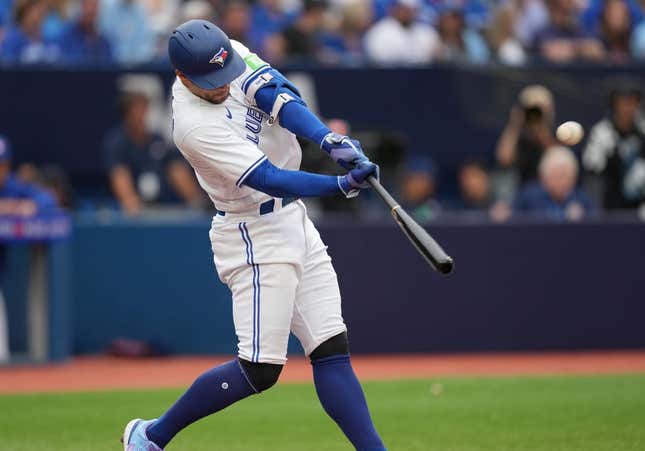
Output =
[
  {"x1": 0, "y1": 0, "x2": 644, "y2": 223},
  {"x1": 394, "y1": 79, "x2": 645, "y2": 223},
  {"x1": 1, "y1": 76, "x2": 644, "y2": 223},
  {"x1": 2, "y1": 0, "x2": 645, "y2": 66}
]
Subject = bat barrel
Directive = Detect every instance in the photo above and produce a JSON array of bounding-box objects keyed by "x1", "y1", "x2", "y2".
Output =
[{"x1": 368, "y1": 176, "x2": 454, "y2": 275}]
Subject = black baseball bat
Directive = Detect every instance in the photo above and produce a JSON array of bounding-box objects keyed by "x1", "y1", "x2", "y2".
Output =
[{"x1": 367, "y1": 176, "x2": 454, "y2": 274}]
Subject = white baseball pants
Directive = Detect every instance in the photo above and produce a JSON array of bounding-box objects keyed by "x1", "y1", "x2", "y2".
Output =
[{"x1": 209, "y1": 200, "x2": 346, "y2": 364}]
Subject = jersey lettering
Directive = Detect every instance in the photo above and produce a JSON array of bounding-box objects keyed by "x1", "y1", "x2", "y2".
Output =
[{"x1": 245, "y1": 108, "x2": 263, "y2": 144}]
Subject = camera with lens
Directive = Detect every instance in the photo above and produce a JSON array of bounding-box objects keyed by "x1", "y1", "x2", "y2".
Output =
[{"x1": 524, "y1": 106, "x2": 543, "y2": 124}]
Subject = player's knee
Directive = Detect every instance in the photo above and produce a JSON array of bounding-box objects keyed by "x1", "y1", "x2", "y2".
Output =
[
  {"x1": 239, "y1": 359, "x2": 283, "y2": 392},
  {"x1": 310, "y1": 331, "x2": 349, "y2": 362}
]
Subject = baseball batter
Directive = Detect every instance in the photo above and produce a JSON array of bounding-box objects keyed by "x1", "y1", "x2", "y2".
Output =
[{"x1": 122, "y1": 20, "x2": 386, "y2": 451}]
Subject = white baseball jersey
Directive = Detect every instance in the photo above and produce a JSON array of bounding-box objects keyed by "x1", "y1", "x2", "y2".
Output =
[
  {"x1": 171, "y1": 40, "x2": 302, "y2": 213},
  {"x1": 172, "y1": 40, "x2": 346, "y2": 364}
]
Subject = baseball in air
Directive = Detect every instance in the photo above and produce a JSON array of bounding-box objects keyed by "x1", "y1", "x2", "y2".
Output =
[{"x1": 556, "y1": 121, "x2": 584, "y2": 146}]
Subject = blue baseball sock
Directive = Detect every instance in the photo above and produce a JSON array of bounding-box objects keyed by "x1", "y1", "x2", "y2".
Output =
[
  {"x1": 147, "y1": 359, "x2": 256, "y2": 448},
  {"x1": 312, "y1": 354, "x2": 386, "y2": 450}
]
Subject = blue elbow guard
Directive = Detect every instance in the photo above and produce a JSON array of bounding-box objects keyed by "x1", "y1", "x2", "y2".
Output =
[{"x1": 243, "y1": 68, "x2": 305, "y2": 125}]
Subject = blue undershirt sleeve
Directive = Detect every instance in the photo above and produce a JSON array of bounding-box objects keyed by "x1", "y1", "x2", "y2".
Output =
[
  {"x1": 243, "y1": 158, "x2": 343, "y2": 198},
  {"x1": 255, "y1": 86, "x2": 330, "y2": 145}
]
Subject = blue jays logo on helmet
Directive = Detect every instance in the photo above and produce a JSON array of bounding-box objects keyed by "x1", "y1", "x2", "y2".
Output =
[{"x1": 209, "y1": 47, "x2": 228, "y2": 67}]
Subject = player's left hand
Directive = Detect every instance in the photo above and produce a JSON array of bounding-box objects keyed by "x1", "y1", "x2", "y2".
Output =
[
  {"x1": 348, "y1": 160, "x2": 380, "y2": 188},
  {"x1": 321, "y1": 132, "x2": 369, "y2": 170},
  {"x1": 338, "y1": 161, "x2": 380, "y2": 198}
]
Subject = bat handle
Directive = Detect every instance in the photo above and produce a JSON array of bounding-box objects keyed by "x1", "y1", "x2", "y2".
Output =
[{"x1": 367, "y1": 176, "x2": 398, "y2": 211}]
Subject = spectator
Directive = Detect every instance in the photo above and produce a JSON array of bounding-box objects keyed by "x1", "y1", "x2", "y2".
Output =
[
  {"x1": 583, "y1": 80, "x2": 645, "y2": 209},
  {"x1": 102, "y1": 92, "x2": 205, "y2": 215},
  {"x1": 364, "y1": 0, "x2": 439, "y2": 65},
  {"x1": 0, "y1": 135, "x2": 58, "y2": 216},
  {"x1": 454, "y1": 158, "x2": 514, "y2": 221},
  {"x1": 0, "y1": 0, "x2": 61, "y2": 64},
  {"x1": 221, "y1": 0, "x2": 251, "y2": 45},
  {"x1": 533, "y1": 0, "x2": 605, "y2": 62},
  {"x1": 275, "y1": 0, "x2": 328, "y2": 62},
  {"x1": 249, "y1": 0, "x2": 295, "y2": 52},
  {"x1": 99, "y1": 0, "x2": 155, "y2": 64},
  {"x1": 514, "y1": 0, "x2": 550, "y2": 48},
  {"x1": 140, "y1": 0, "x2": 180, "y2": 59},
  {"x1": 426, "y1": 0, "x2": 492, "y2": 31},
  {"x1": 319, "y1": 0, "x2": 372, "y2": 64},
  {"x1": 514, "y1": 145, "x2": 595, "y2": 221},
  {"x1": 435, "y1": 4, "x2": 490, "y2": 63},
  {"x1": 597, "y1": 0, "x2": 633, "y2": 62},
  {"x1": 581, "y1": 0, "x2": 643, "y2": 33},
  {"x1": 399, "y1": 156, "x2": 441, "y2": 222},
  {"x1": 58, "y1": 0, "x2": 112, "y2": 64},
  {"x1": 496, "y1": 85, "x2": 558, "y2": 184},
  {"x1": 488, "y1": 3, "x2": 527, "y2": 65},
  {"x1": 178, "y1": 0, "x2": 216, "y2": 24},
  {"x1": 456, "y1": 159, "x2": 493, "y2": 210},
  {"x1": 16, "y1": 162, "x2": 74, "y2": 208}
]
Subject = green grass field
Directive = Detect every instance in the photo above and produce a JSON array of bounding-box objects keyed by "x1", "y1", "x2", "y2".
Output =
[{"x1": 1, "y1": 375, "x2": 644, "y2": 451}]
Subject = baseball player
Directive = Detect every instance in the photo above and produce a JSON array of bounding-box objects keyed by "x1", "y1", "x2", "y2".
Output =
[{"x1": 122, "y1": 19, "x2": 386, "y2": 451}]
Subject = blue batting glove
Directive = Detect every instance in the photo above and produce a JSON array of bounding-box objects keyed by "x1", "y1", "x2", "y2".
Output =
[
  {"x1": 321, "y1": 132, "x2": 369, "y2": 170},
  {"x1": 338, "y1": 161, "x2": 380, "y2": 198}
]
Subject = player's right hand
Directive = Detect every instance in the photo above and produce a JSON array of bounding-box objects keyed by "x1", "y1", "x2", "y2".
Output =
[
  {"x1": 321, "y1": 132, "x2": 369, "y2": 170},
  {"x1": 338, "y1": 161, "x2": 379, "y2": 198}
]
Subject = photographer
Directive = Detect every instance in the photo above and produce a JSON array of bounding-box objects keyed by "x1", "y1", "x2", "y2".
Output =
[{"x1": 496, "y1": 85, "x2": 558, "y2": 184}]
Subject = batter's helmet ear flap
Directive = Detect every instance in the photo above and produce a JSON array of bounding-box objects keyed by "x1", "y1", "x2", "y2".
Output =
[{"x1": 310, "y1": 331, "x2": 349, "y2": 362}]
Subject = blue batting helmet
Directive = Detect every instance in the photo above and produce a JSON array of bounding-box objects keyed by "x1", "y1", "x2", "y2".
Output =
[{"x1": 168, "y1": 19, "x2": 245, "y2": 90}]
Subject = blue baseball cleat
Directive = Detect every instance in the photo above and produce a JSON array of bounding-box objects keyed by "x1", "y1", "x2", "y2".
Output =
[{"x1": 122, "y1": 419, "x2": 162, "y2": 451}]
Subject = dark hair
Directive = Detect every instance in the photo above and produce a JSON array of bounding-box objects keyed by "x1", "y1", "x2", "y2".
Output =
[
  {"x1": 607, "y1": 77, "x2": 643, "y2": 108},
  {"x1": 600, "y1": 0, "x2": 631, "y2": 53},
  {"x1": 303, "y1": 0, "x2": 327, "y2": 12},
  {"x1": 13, "y1": 0, "x2": 44, "y2": 25}
]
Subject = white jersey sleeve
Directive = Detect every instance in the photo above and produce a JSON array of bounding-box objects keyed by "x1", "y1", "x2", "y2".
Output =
[
  {"x1": 230, "y1": 40, "x2": 271, "y2": 105},
  {"x1": 178, "y1": 125, "x2": 267, "y2": 188}
]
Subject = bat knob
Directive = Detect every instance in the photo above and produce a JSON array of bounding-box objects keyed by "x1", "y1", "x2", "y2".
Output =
[{"x1": 437, "y1": 257, "x2": 454, "y2": 275}]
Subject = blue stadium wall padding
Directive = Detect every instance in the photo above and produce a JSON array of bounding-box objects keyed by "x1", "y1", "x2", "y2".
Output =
[{"x1": 59, "y1": 219, "x2": 645, "y2": 355}]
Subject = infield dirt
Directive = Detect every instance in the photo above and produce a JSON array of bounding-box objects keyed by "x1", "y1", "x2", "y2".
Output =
[{"x1": 1, "y1": 350, "x2": 645, "y2": 394}]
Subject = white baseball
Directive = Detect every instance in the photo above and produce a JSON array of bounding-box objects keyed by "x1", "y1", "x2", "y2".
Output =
[{"x1": 556, "y1": 121, "x2": 584, "y2": 146}]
